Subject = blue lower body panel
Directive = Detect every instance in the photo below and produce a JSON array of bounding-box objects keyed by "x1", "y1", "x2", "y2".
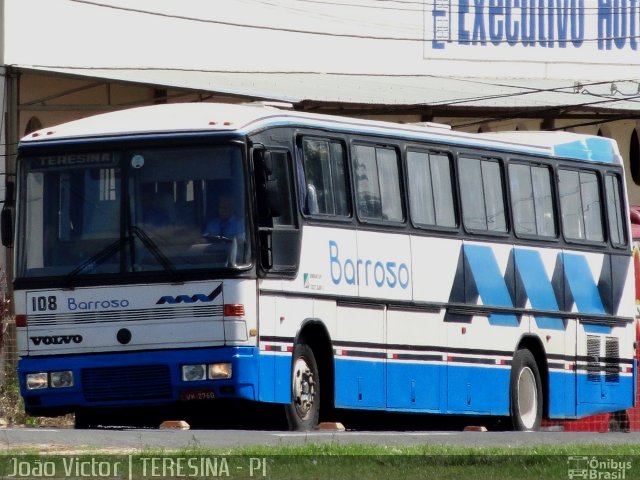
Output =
[
  {"x1": 335, "y1": 359, "x2": 386, "y2": 409},
  {"x1": 446, "y1": 364, "x2": 510, "y2": 415},
  {"x1": 386, "y1": 361, "x2": 441, "y2": 412},
  {"x1": 334, "y1": 358, "x2": 634, "y2": 420},
  {"x1": 335, "y1": 358, "x2": 512, "y2": 415},
  {"x1": 19, "y1": 347, "x2": 260, "y2": 416},
  {"x1": 548, "y1": 370, "x2": 575, "y2": 418},
  {"x1": 576, "y1": 372, "x2": 636, "y2": 418},
  {"x1": 257, "y1": 353, "x2": 292, "y2": 404}
]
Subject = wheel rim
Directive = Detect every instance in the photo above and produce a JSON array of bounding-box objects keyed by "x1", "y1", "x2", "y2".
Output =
[
  {"x1": 517, "y1": 366, "x2": 538, "y2": 430},
  {"x1": 292, "y1": 356, "x2": 316, "y2": 420}
]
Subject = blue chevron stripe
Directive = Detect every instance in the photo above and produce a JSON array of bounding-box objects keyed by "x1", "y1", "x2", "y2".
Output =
[
  {"x1": 562, "y1": 253, "x2": 605, "y2": 314},
  {"x1": 450, "y1": 245, "x2": 615, "y2": 323},
  {"x1": 514, "y1": 249, "x2": 559, "y2": 311},
  {"x1": 464, "y1": 244, "x2": 513, "y2": 308}
]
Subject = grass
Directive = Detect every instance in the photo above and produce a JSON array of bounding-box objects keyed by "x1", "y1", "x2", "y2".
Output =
[
  {"x1": 3, "y1": 444, "x2": 640, "y2": 479},
  {"x1": 110, "y1": 444, "x2": 640, "y2": 479}
]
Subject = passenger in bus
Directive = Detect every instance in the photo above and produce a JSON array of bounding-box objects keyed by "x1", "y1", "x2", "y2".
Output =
[
  {"x1": 203, "y1": 194, "x2": 244, "y2": 239},
  {"x1": 141, "y1": 191, "x2": 174, "y2": 227}
]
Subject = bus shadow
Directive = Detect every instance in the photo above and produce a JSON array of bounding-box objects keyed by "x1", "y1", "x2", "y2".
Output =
[
  {"x1": 79, "y1": 402, "x2": 509, "y2": 432},
  {"x1": 180, "y1": 403, "x2": 507, "y2": 432}
]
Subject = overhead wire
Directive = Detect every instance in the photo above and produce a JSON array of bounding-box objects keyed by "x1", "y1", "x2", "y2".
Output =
[
  {"x1": 68, "y1": 0, "x2": 420, "y2": 42},
  {"x1": 69, "y1": 0, "x2": 640, "y2": 44},
  {"x1": 282, "y1": 0, "x2": 419, "y2": 11},
  {"x1": 448, "y1": 92, "x2": 640, "y2": 129},
  {"x1": 20, "y1": 63, "x2": 635, "y2": 91},
  {"x1": 451, "y1": 109, "x2": 639, "y2": 130},
  {"x1": 254, "y1": 0, "x2": 640, "y2": 14}
]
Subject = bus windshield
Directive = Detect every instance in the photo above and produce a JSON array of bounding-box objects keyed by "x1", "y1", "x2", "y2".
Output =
[{"x1": 17, "y1": 144, "x2": 250, "y2": 280}]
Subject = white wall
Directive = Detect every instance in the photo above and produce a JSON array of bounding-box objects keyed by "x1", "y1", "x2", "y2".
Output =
[{"x1": 4, "y1": 0, "x2": 640, "y2": 81}]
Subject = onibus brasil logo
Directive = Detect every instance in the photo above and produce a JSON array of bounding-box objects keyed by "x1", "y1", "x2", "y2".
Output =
[{"x1": 568, "y1": 456, "x2": 632, "y2": 479}]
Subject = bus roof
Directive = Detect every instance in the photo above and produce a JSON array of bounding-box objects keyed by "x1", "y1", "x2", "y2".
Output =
[{"x1": 21, "y1": 102, "x2": 622, "y2": 165}]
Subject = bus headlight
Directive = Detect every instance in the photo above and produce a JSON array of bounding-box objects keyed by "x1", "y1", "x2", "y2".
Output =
[
  {"x1": 26, "y1": 372, "x2": 48, "y2": 390},
  {"x1": 182, "y1": 364, "x2": 206, "y2": 382},
  {"x1": 50, "y1": 371, "x2": 74, "y2": 388},
  {"x1": 208, "y1": 363, "x2": 232, "y2": 380}
]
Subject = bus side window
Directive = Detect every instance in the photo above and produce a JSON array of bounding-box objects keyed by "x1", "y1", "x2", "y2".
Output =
[
  {"x1": 352, "y1": 144, "x2": 403, "y2": 223},
  {"x1": 407, "y1": 150, "x2": 456, "y2": 228},
  {"x1": 605, "y1": 173, "x2": 627, "y2": 246},
  {"x1": 458, "y1": 156, "x2": 507, "y2": 233},
  {"x1": 509, "y1": 163, "x2": 556, "y2": 238},
  {"x1": 301, "y1": 138, "x2": 351, "y2": 217},
  {"x1": 558, "y1": 168, "x2": 604, "y2": 242}
]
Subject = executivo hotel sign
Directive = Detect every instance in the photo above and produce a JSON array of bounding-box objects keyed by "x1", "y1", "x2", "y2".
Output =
[{"x1": 428, "y1": 0, "x2": 638, "y2": 51}]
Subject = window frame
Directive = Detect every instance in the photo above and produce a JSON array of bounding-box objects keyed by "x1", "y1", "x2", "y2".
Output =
[
  {"x1": 604, "y1": 171, "x2": 628, "y2": 249},
  {"x1": 507, "y1": 160, "x2": 558, "y2": 242},
  {"x1": 405, "y1": 146, "x2": 458, "y2": 232},
  {"x1": 557, "y1": 166, "x2": 606, "y2": 246},
  {"x1": 350, "y1": 140, "x2": 405, "y2": 226},
  {"x1": 457, "y1": 154, "x2": 510, "y2": 237},
  {"x1": 297, "y1": 135, "x2": 352, "y2": 221}
]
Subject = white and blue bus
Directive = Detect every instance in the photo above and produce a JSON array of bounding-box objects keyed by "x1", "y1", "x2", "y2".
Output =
[{"x1": 4, "y1": 102, "x2": 636, "y2": 430}]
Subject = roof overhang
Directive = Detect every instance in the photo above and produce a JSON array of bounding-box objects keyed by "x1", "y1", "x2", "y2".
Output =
[{"x1": 13, "y1": 64, "x2": 640, "y2": 122}]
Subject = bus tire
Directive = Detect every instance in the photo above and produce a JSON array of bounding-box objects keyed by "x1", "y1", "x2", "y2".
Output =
[
  {"x1": 285, "y1": 343, "x2": 320, "y2": 431},
  {"x1": 509, "y1": 349, "x2": 543, "y2": 431}
]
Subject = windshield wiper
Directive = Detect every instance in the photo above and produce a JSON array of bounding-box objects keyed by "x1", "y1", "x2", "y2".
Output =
[
  {"x1": 62, "y1": 227, "x2": 180, "y2": 286},
  {"x1": 63, "y1": 237, "x2": 127, "y2": 287},
  {"x1": 130, "y1": 226, "x2": 181, "y2": 282}
]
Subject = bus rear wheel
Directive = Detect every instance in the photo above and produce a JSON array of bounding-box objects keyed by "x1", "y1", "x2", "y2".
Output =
[
  {"x1": 285, "y1": 343, "x2": 320, "y2": 431},
  {"x1": 509, "y1": 349, "x2": 543, "y2": 431}
]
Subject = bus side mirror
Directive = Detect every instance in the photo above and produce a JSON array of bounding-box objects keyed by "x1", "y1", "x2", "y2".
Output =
[
  {"x1": 1, "y1": 180, "x2": 14, "y2": 247},
  {"x1": 5, "y1": 181, "x2": 14, "y2": 207},
  {"x1": 1, "y1": 207, "x2": 13, "y2": 247},
  {"x1": 256, "y1": 150, "x2": 283, "y2": 218},
  {"x1": 262, "y1": 150, "x2": 274, "y2": 176},
  {"x1": 265, "y1": 177, "x2": 282, "y2": 218}
]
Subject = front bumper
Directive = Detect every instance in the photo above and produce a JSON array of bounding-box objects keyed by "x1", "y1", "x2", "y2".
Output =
[{"x1": 18, "y1": 346, "x2": 259, "y2": 416}]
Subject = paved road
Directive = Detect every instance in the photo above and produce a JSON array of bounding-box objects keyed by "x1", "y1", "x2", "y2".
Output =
[{"x1": 0, "y1": 428, "x2": 639, "y2": 452}]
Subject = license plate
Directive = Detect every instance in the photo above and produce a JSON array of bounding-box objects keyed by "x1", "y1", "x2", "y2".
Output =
[{"x1": 179, "y1": 389, "x2": 215, "y2": 401}]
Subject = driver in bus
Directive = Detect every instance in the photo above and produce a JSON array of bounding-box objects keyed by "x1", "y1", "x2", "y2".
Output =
[{"x1": 203, "y1": 193, "x2": 244, "y2": 240}]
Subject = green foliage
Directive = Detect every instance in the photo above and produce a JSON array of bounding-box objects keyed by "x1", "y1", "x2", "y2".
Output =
[{"x1": 0, "y1": 365, "x2": 27, "y2": 425}]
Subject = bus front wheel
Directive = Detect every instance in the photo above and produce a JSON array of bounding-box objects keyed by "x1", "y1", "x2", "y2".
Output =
[
  {"x1": 509, "y1": 349, "x2": 543, "y2": 431},
  {"x1": 285, "y1": 343, "x2": 320, "y2": 431}
]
